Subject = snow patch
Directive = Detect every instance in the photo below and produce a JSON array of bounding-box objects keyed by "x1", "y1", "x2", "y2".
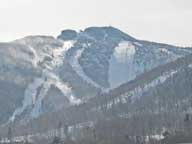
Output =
[
  {"x1": 103, "y1": 30, "x2": 108, "y2": 41},
  {"x1": 47, "y1": 72, "x2": 82, "y2": 105},
  {"x1": 188, "y1": 64, "x2": 192, "y2": 69},
  {"x1": 146, "y1": 135, "x2": 164, "y2": 141},
  {"x1": 134, "y1": 42, "x2": 143, "y2": 47},
  {"x1": 28, "y1": 46, "x2": 40, "y2": 67},
  {"x1": 113, "y1": 41, "x2": 136, "y2": 63},
  {"x1": 52, "y1": 40, "x2": 75, "y2": 67},
  {"x1": 109, "y1": 41, "x2": 136, "y2": 88},
  {"x1": 160, "y1": 48, "x2": 170, "y2": 54},
  {"x1": 30, "y1": 79, "x2": 51, "y2": 118}
]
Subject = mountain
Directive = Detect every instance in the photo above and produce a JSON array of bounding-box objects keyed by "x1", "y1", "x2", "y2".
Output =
[
  {"x1": 0, "y1": 26, "x2": 191, "y2": 129},
  {"x1": 4, "y1": 54, "x2": 192, "y2": 139},
  {"x1": 2, "y1": 54, "x2": 192, "y2": 141}
]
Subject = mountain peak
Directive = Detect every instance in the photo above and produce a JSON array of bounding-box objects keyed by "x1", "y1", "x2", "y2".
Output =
[
  {"x1": 57, "y1": 29, "x2": 78, "y2": 40},
  {"x1": 58, "y1": 26, "x2": 136, "y2": 42}
]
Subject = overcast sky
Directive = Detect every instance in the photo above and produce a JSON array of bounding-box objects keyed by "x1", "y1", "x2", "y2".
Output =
[{"x1": 0, "y1": 0, "x2": 192, "y2": 46}]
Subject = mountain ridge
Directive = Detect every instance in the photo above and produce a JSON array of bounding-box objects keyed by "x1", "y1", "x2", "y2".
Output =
[{"x1": 0, "y1": 26, "x2": 191, "y2": 128}]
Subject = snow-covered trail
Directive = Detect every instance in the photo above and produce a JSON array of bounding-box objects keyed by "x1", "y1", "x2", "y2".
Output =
[
  {"x1": 28, "y1": 46, "x2": 40, "y2": 67},
  {"x1": 10, "y1": 78, "x2": 44, "y2": 121},
  {"x1": 69, "y1": 48, "x2": 101, "y2": 88},
  {"x1": 109, "y1": 41, "x2": 136, "y2": 88},
  {"x1": 42, "y1": 70, "x2": 81, "y2": 105},
  {"x1": 10, "y1": 40, "x2": 81, "y2": 121},
  {"x1": 30, "y1": 70, "x2": 81, "y2": 118}
]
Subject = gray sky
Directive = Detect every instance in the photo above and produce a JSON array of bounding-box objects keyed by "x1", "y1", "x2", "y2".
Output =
[{"x1": 0, "y1": 0, "x2": 192, "y2": 46}]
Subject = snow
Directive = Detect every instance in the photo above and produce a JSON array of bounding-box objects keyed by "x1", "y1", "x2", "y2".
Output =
[
  {"x1": 188, "y1": 64, "x2": 192, "y2": 69},
  {"x1": 46, "y1": 71, "x2": 81, "y2": 105},
  {"x1": 28, "y1": 46, "x2": 40, "y2": 67},
  {"x1": 109, "y1": 41, "x2": 136, "y2": 88},
  {"x1": 9, "y1": 41, "x2": 81, "y2": 121},
  {"x1": 122, "y1": 69, "x2": 178, "y2": 103},
  {"x1": 10, "y1": 78, "x2": 44, "y2": 121},
  {"x1": 10, "y1": 69, "x2": 81, "y2": 120},
  {"x1": 151, "y1": 135, "x2": 164, "y2": 140},
  {"x1": 54, "y1": 40, "x2": 75, "y2": 58},
  {"x1": 160, "y1": 48, "x2": 170, "y2": 54},
  {"x1": 113, "y1": 41, "x2": 136, "y2": 63},
  {"x1": 134, "y1": 42, "x2": 143, "y2": 47},
  {"x1": 52, "y1": 40, "x2": 75, "y2": 67},
  {"x1": 94, "y1": 69, "x2": 179, "y2": 111},
  {"x1": 146, "y1": 135, "x2": 164, "y2": 141},
  {"x1": 69, "y1": 95, "x2": 82, "y2": 105},
  {"x1": 69, "y1": 48, "x2": 101, "y2": 88},
  {"x1": 103, "y1": 30, "x2": 108, "y2": 41},
  {"x1": 29, "y1": 69, "x2": 81, "y2": 118},
  {"x1": 30, "y1": 78, "x2": 51, "y2": 118}
]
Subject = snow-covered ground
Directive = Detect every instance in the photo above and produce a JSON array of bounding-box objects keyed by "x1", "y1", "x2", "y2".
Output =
[{"x1": 109, "y1": 41, "x2": 136, "y2": 88}]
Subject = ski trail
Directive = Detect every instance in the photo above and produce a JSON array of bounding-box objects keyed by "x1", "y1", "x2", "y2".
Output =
[
  {"x1": 52, "y1": 40, "x2": 76, "y2": 67},
  {"x1": 109, "y1": 41, "x2": 136, "y2": 88},
  {"x1": 69, "y1": 48, "x2": 101, "y2": 88},
  {"x1": 30, "y1": 74, "x2": 51, "y2": 118},
  {"x1": 10, "y1": 41, "x2": 81, "y2": 121},
  {"x1": 10, "y1": 78, "x2": 44, "y2": 121},
  {"x1": 28, "y1": 46, "x2": 40, "y2": 67}
]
